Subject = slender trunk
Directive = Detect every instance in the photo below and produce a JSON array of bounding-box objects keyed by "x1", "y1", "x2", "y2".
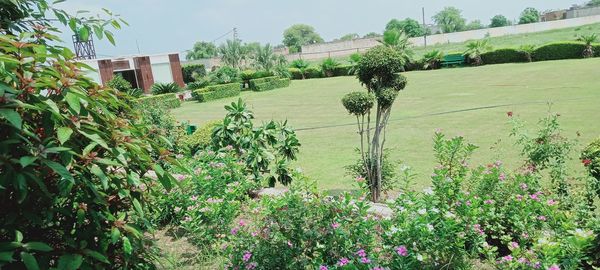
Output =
[{"x1": 370, "y1": 105, "x2": 383, "y2": 202}]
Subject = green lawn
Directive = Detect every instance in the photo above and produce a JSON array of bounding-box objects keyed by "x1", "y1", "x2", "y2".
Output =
[{"x1": 173, "y1": 58, "x2": 600, "y2": 191}]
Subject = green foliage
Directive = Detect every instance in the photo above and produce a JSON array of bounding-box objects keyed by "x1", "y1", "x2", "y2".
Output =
[
  {"x1": 465, "y1": 20, "x2": 485, "y2": 30},
  {"x1": 379, "y1": 29, "x2": 413, "y2": 64},
  {"x1": 346, "y1": 149, "x2": 399, "y2": 195},
  {"x1": 304, "y1": 66, "x2": 323, "y2": 79},
  {"x1": 464, "y1": 39, "x2": 492, "y2": 65},
  {"x1": 151, "y1": 82, "x2": 182, "y2": 95},
  {"x1": 433, "y1": 6, "x2": 466, "y2": 33},
  {"x1": 211, "y1": 99, "x2": 301, "y2": 187},
  {"x1": 138, "y1": 104, "x2": 187, "y2": 156},
  {"x1": 186, "y1": 41, "x2": 217, "y2": 60},
  {"x1": 357, "y1": 46, "x2": 405, "y2": 87},
  {"x1": 219, "y1": 39, "x2": 246, "y2": 69},
  {"x1": 363, "y1": 32, "x2": 381, "y2": 38},
  {"x1": 587, "y1": 0, "x2": 600, "y2": 7},
  {"x1": 481, "y1": 48, "x2": 529, "y2": 64},
  {"x1": 106, "y1": 74, "x2": 132, "y2": 92},
  {"x1": 182, "y1": 120, "x2": 221, "y2": 155},
  {"x1": 341, "y1": 92, "x2": 375, "y2": 116},
  {"x1": 282, "y1": 24, "x2": 324, "y2": 53},
  {"x1": 186, "y1": 80, "x2": 210, "y2": 91},
  {"x1": 0, "y1": 13, "x2": 172, "y2": 268},
  {"x1": 490, "y1": 14, "x2": 511, "y2": 28},
  {"x1": 582, "y1": 137, "x2": 600, "y2": 191},
  {"x1": 191, "y1": 83, "x2": 241, "y2": 103},
  {"x1": 385, "y1": 18, "x2": 427, "y2": 37},
  {"x1": 182, "y1": 64, "x2": 206, "y2": 84},
  {"x1": 320, "y1": 58, "x2": 339, "y2": 77},
  {"x1": 251, "y1": 44, "x2": 278, "y2": 72},
  {"x1": 208, "y1": 66, "x2": 241, "y2": 85},
  {"x1": 289, "y1": 59, "x2": 309, "y2": 79},
  {"x1": 248, "y1": 76, "x2": 291, "y2": 92},
  {"x1": 532, "y1": 42, "x2": 587, "y2": 61},
  {"x1": 332, "y1": 64, "x2": 354, "y2": 77},
  {"x1": 422, "y1": 49, "x2": 444, "y2": 69},
  {"x1": 578, "y1": 34, "x2": 599, "y2": 58},
  {"x1": 137, "y1": 93, "x2": 181, "y2": 109},
  {"x1": 338, "y1": 33, "x2": 359, "y2": 41},
  {"x1": 519, "y1": 7, "x2": 540, "y2": 24}
]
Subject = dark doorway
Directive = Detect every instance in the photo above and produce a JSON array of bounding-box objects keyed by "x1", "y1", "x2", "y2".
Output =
[{"x1": 114, "y1": 69, "x2": 139, "y2": 89}]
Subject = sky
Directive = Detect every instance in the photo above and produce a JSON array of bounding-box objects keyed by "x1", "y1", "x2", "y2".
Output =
[{"x1": 58, "y1": 0, "x2": 585, "y2": 58}]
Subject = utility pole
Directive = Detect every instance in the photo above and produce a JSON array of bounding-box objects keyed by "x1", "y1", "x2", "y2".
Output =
[
  {"x1": 233, "y1": 27, "x2": 239, "y2": 41},
  {"x1": 422, "y1": 7, "x2": 427, "y2": 47}
]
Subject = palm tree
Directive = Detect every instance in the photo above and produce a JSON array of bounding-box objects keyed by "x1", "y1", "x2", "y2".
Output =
[
  {"x1": 577, "y1": 33, "x2": 598, "y2": 58},
  {"x1": 519, "y1": 44, "x2": 536, "y2": 62},
  {"x1": 422, "y1": 50, "x2": 444, "y2": 70},
  {"x1": 378, "y1": 29, "x2": 413, "y2": 64},
  {"x1": 219, "y1": 39, "x2": 246, "y2": 69},
  {"x1": 464, "y1": 39, "x2": 492, "y2": 66},
  {"x1": 252, "y1": 44, "x2": 277, "y2": 72}
]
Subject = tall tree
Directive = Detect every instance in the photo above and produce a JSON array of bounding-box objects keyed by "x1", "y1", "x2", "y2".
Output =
[
  {"x1": 490, "y1": 14, "x2": 511, "y2": 27},
  {"x1": 465, "y1": 20, "x2": 485, "y2": 30},
  {"x1": 385, "y1": 18, "x2": 426, "y2": 37},
  {"x1": 587, "y1": 0, "x2": 600, "y2": 7},
  {"x1": 519, "y1": 7, "x2": 540, "y2": 24},
  {"x1": 252, "y1": 43, "x2": 277, "y2": 72},
  {"x1": 379, "y1": 29, "x2": 413, "y2": 64},
  {"x1": 219, "y1": 39, "x2": 246, "y2": 69},
  {"x1": 186, "y1": 41, "x2": 218, "y2": 60},
  {"x1": 432, "y1": 7, "x2": 467, "y2": 33},
  {"x1": 282, "y1": 24, "x2": 324, "y2": 53}
]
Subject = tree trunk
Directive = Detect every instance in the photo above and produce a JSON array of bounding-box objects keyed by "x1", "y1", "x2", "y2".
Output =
[{"x1": 583, "y1": 45, "x2": 594, "y2": 58}]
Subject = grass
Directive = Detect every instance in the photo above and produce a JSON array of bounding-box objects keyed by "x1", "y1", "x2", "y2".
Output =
[{"x1": 173, "y1": 58, "x2": 600, "y2": 192}]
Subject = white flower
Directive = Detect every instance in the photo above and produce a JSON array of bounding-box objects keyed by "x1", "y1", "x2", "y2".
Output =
[
  {"x1": 444, "y1": 211, "x2": 456, "y2": 219},
  {"x1": 391, "y1": 226, "x2": 399, "y2": 233},
  {"x1": 423, "y1": 187, "x2": 434, "y2": 195},
  {"x1": 418, "y1": 208, "x2": 427, "y2": 215},
  {"x1": 427, "y1": 224, "x2": 434, "y2": 232},
  {"x1": 431, "y1": 208, "x2": 439, "y2": 213},
  {"x1": 417, "y1": 254, "x2": 424, "y2": 261}
]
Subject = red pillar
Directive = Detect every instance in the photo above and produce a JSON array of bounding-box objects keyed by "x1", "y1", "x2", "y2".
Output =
[
  {"x1": 98, "y1": 59, "x2": 114, "y2": 86},
  {"x1": 134, "y1": 56, "x2": 154, "y2": 94},
  {"x1": 168, "y1": 53, "x2": 185, "y2": 88}
]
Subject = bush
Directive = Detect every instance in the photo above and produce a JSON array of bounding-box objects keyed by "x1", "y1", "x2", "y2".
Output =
[
  {"x1": 186, "y1": 79, "x2": 210, "y2": 90},
  {"x1": 582, "y1": 137, "x2": 600, "y2": 188},
  {"x1": 320, "y1": 58, "x2": 339, "y2": 77},
  {"x1": 594, "y1": 44, "x2": 600, "y2": 57},
  {"x1": 288, "y1": 68, "x2": 303, "y2": 80},
  {"x1": 481, "y1": 48, "x2": 530, "y2": 64},
  {"x1": 182, "y1": 64, "x2": 206, "y2": 83},
  {"x1": 304, "y1": 66, "x2": 323, "y2": 79},
  {"x1": 182, "y1": 120, "x2": 221, "y2": 155},
  {"x1": 248, "y1": 76, "x2": 291, "y2": 91},
  {"x1": 532, "y1": 42, "x2": 586, "y2": 61},
  {"x1": 106, "y1": 74, "x2": 132, "y2": 92},
  {"x1": 332, "y1": 64, "x2": 354, "y2": 76},
  {"x1": 191, "y1": 83, "x2": 241, "y2": 102},
  {"x1": 137, "y1": 93, "x2": 181, "y2": 109},
  {"x1": 208, "y1": 66, "x2": 241, "y2": 84},
  {"x1": 151, "y1": 82, "x2": 182, "y2": 95}
]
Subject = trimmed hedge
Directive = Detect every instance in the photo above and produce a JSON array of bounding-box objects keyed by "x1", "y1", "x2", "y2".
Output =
[
  {"x1": 288, "y1": 68, "x2": 303, "y2": 80},
  {"x1": 137, "y1": 93, "x2": 181, "y2": 109},
  {"x1": 332, "y1": 64, "x2": 354, "y2": 77},
  {"x1": 182, "y1": 64, "x2": 206, "y2": 83},
  {"x1": 305, "y1": 66, "x2": 322, "y2": 79},
  {"x1": 249, "y1": 77, "x2": 291, "y2": 92},
  {"x1": 532, "y1": 42, "x2": 586, "y2": 61},
  {"x1": 594, "y1": 44, "x2": 600, "y2": 57},
  {"x1": 481, "y1": 48, "x2": 529, "y2": 64},
  {"x1": 192, "y1": 82, "x2": 241, "y2": 103}
]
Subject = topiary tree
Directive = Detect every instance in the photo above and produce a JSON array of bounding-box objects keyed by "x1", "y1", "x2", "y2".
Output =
[
  {"x1": 577, "y1": 33, "x2": 599, "y2": 58},
  {"x1": 341, "y1": 46, "x2": 407, "y2": 202}
]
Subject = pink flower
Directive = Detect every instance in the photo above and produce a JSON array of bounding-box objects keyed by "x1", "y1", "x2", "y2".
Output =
[
  {"x1": 246, "y1": 262, "x2": 257, "y2": 270},
  {"x1": 239, "y1": 220, "x2": 247, "y2": 227},
  {"x1": 547, "y1": 199, "x2": 557, "y2": 206},
  {"x1": 582, "y1": 159, "x2": 592, "y2": 167},
  {"x1": 516, "y1": 195, "x2": 524, "y2": 201},
  {"x1": 484, "y1": 199, "x2": 494, "y2": 205},
  {"x1": 225, "y1": 145, "x2": 234, "y2": 151},
  {"x1": 465, "y1": 200, "x2": 472, "y2": 206},
  {"x1": 501, "y1": 255, "x2": 513, "y2": 262},
  {"x1": 395, "y1": 245, "x2": 408, "y2": 256},
  {"x1": 251, "y1": 231, "x2": 258, "y2": 237},
  {"x1": 338, "y1": 257, "x2": 350, "y2": 266},
  {"x1": 319, "y1": 266, "x2": 328, "y2": 270},
  {"x1": 510, "y1": 242, "x2": 519, "y2": 249},
  {"x1": 230, "y1": 227, "x2": 239, "y2": 235},
  {"x1": 517, "y1": 257, "x2": 528, "y2": 264},
  {"x1": 356, "y1": 176, "x2": 366, "y2": 183},
  {"x1": 356, "y1": 249, "x2": 367, "y2": 257},
  {"x1": 538, "y1": 215, "x2": 547, "y2": 221},
  {"x1": 473, "y1": 224, "x2": 484, "y2": 235},
  {"x1": 176, "y1": 174, "x2": 186, "y2": 182},
  {"x1": 529, "y1": 193, "x2": 539, "y2": 201},
  {"x1": 547, "y1": 265, "x2": 560, "y2": 270},
  {"x1": 242, "y1": 251, "x2": 252, "y2": 262},
  {"x1": 190, "y1": 195, "x2": 198, "y2": 201},
  {"x1": 360, "y1": 257, "x2": 371, "y2": 264},
  {"x1": 183, "y1": 216, "x2": 191, "y2": 222},
  {"x1": 520, "y1": 183, "x2": 528, "y2": 190},
  {"x1": 287, "y1": 241, "x2": 293, "y2": 247},
  {"x1": 499, "y1": 173, "x2": 506, "y2": 181},
  {"x1": 331, "y1": 222, "x2": 341, "y2": 229}
]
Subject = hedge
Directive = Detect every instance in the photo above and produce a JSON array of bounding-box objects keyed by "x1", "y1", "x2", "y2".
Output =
[
  {"x1": 182, "y1": 64, "x2": 206, "y2": 84},
  {"x1": 249, "y1": 77, "x2": 291, "y2": 92},
  {"x1": 137, "y1": 93, "x2": 181, "y2": 109},
  {"x1": 531, "y1": 42, "x2": 586, "y2": 61},
  {"x1": 481, "y1": 48, "x2": 530, "y2": 64},
  {"x1": 192, "y1": 82, "x2": 241, "y2": 102},
  {"x1": 332, "y1": 64, "x2": 354, "y2": 77},
  {"x1": 594, "y1": 44, "x2": 600, "y2": 57}
]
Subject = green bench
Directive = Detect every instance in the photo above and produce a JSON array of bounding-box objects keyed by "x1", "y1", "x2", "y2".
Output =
[{"x1": 441, "y1": 53, "x2": 465, "y2": 67}]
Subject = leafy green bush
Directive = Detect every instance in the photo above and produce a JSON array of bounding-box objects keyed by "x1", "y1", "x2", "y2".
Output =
[
  {"x1": 421, "y1": 50, "x2": 444, "y2": 70},
  {"x1": 594, "y1": 44, "x2": 600, "y2": 57},
  {"x1": 332, "y1": 64, "x2": 354, "y2": 76},
  {"x1": 186, "y1": 79, "x2": 210, "y2": 91},
  {"x1": 182, "y1": 120, "x2": 221, "y2": 155},
  {"x1": 106, "y1": 74, "x2": 132, "y2": 92},
  {"x1": 182, "y1": 64, "x2": 206, "y2": 83},
  {"x1": 582, "y1": 137, "x2": 600, "y2": 191},
  {"x1": 532, "y1": 42, "x2": 586, "y2": 61},
  {"x1": 192, "y1": 83, "x2": 241, "y2": 102},
  {"x1": 288, "y1": 68, "x2": 303, "y2": 80},
  {"x1": 208, "y1": 66, "x2": 241, "y2": 85},
  {"x1": 151, "y1": 82, "x2": 182, "y2": 95},
  {"x1": 304, "y1": 66, "x2": 323, "y2": 79},
  {"x1": 320, "y1": 58, "x2": 339, "y2": 77},
  {"x1": 481, "y1": 48, "x2": 530, "y2": 64},
  {"x1": 137, "y1": 93, "x2": 181, "y2": 109},
  {"x1": 248, "y1": 76, "x2": 291, "y2": 91}
]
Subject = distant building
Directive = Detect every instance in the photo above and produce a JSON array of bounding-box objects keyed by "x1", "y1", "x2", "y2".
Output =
[
  {"x1": 566, "y1": 6, "x2": 600, "y2": 19},
  {"x1": 541, "y1": 10, "x2": 567, "y2": 22},
  {"x1": 81, "y1": 53, "x2": 185, "y2": 93}
]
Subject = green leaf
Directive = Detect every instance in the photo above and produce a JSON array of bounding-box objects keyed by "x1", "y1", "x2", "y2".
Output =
[
  {"x1": 23, "y1": 242, "x2": 52, "y2": 252},
  {"x1": 110, "y1": 228, "x2": 120, "y2": 244},
  {"x1": 132, "y1": 198, "x2": 143, "y2": 216},
  {"x1": 0, "y1": 109, "x2": 22, "y2": 129},
  {"x1": 42, "y1": 160, "x2": 74, "y2": 184},
  {"x1": 82, "y1": 249, "x2": 109, "y2": 263},
  {"x1": 78, "y1": 26, "x2": 89, "y2": 41},
  {"x1": 19, "y1": 156, "x2": 37, "y2": 168},
  {"x1": 90, "y1": 165, "x2": 108, "y2": 189},
  {"x1": 0, "y1": 251, "x2": 13, "y2": 262},
  {"x1": 122, "y1": 237, "x2": 132, "y2": 255},
  {"x1": 57, "y1": 127, "x2": 73, "y2": 145},
  {"x1": 57, "y1": 254, "x2": 82, "y2": 270},
  {"x1": 65, "y1": 92, "x2": 81, "y2": 114},
  {"x1": 20, "y1": 252, "x2": 39, "y2": 270},
  {"x1": 80, "y1": 131, "x2": 109, "y2": 149},
  {"x1": 43, "y1": 99, "x2": 60, "y2": 116},
  {"x1": 68, "y1": 18, "x2": 77, "y2": 33},
  {"x1": 15, "y1": 231, "x2": 23, "y2": 243},
  {"x1": 15, "y1": 174, "x2": 27, "y2": 203},
  {"x1": 104, "y1": 30, "x2": 115, "y2": 45}
]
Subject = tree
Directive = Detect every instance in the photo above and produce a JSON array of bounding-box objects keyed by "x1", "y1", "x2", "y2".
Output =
[
  {"x1": 433, "y1": 7, "x2": 466, "y2": 33},
  {"x1": 379, "y1": 29, "x2": 414, "y2": 64},
  {"x1": 519, "y1": 7, "x2": 540, "y2": 24},
  {"x1": 490, "y1": 14, "x2": 511, "y2": 27},
  {"x1": 586, "y1": 0, "x2": 600, "y2": 7},
  {"x1": 465, "y1": 20, "x2": 485, "y2": 30},
  {"x1": 282, "y1": 24, "x2": 324, "y2": 53},
  {"x1": 385, "y1": 18, "x2": 426, "y2": 37},
  {"x1": 341, "y1": 46, "x2": 408, "y2": 202},
  {"x1": 463, "y1": 39, "x2": 492, "y2": 66},
  {"x1": 219, "y1": 39, "x2": 246, "y2": 69},
  {"x1": 363, "y1": 32, "x2": 381, "y2": 38},
  {"x1": 186, "y1": 41, "x2": 217, "y2": 60},
  {"x1": 338, "y1": 33, "x2": 360, "y2": 41},
  {"x1": 252, "y1": 43, "x2": 277, "y2": 72},
  {"x1": 578, "y1": 33, "x2": 599, "y2": 58}
]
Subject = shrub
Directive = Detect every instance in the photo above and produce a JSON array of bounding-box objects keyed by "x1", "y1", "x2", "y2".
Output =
[
  {"x1": 481, "y1": 48, "x2": 530, "y2": 64},
  {"x1": 191, "y1": 83, "x2": 241, "y2": 102},
  {"x1": 182, "y1": 120, "x2": 222, "y2": 155},
  {"x1": 582, "y1": 137, "x2": 600, "y2": 192},
  {"x1": 253, "y1": 70, "x2": 274, "y2": 79},
  {"x1": 208, "y1": 66, "x2": 241, "y2": 85},
  {"x1": 594, "y1": 44, "x2": 600, "y2": 57},
  {"x1": 332, "y1": 64, "x2": 354, "y2": 76},
  {"x1": 304, "y1": 66, "x2": 323, "y2": 79},
  {"x1": 346, "y1": 149, "x2": 399, "y2": 196},
  {"x1": 151, "y1": 82, "x2": 182, "y2": 95},
  {"x1": 182, "y1": 64, "x2": 206, "y2": 83},
  {"x1": 532, "y1": 42, "x2": 586, "y2": 61},
  {"x1": 421, "y1": 50, "x2": 444, "y2": 70},
  {"x1": 248, "y1": 76, "x2": 291, "y2": 91},
  {"x1": 137, "y1": 93, "x2": 181, "y2": 109},
  {"x1": 186, "y1": 79, "x2": 210, "y2": 90},
  {"x1": 320, "y1": 58, "x2": 340, "y2": 77},
  {"x1": 288, "y1": 68, "x2": 303, "y2": 80},
  {"x1": 106, "y1": 74, "x2": 132, "y2": 92}
]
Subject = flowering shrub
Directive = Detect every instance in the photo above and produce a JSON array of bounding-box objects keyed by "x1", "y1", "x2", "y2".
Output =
[
  {"x1": 581, "y1": 137, "x2": 600, "y2": 198},
  {"x1": 224, "y1": 186, "x2": 384, "y2": 269}
]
